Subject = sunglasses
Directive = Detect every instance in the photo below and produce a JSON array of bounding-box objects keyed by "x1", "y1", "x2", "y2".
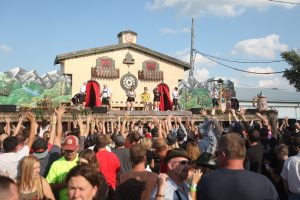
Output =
[{"x1": 173, "y1": 160, "x2": 191, "y2": 166}]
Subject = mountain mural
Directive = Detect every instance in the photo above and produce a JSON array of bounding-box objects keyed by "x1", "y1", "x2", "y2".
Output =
[{"x1": 0, "y1": 68, "x2": 72, "y2": 108}]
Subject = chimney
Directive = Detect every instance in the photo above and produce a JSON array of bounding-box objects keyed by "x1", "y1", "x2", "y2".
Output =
[{"x1": 117, "y1": 30, "x2": 137, "y2": 44}]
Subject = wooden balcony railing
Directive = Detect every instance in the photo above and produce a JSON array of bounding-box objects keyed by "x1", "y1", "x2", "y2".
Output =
[
  {"x1": 91, "y1": 67, "x2": 120, "y2": 79},
  {"x1": 138, "y1": 70, "x2": 163, "y2": 81}
]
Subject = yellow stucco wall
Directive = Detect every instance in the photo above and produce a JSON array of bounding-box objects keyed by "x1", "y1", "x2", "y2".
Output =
[{"x1": 61, "y1": 48, "x2": 184, "y2": 103}]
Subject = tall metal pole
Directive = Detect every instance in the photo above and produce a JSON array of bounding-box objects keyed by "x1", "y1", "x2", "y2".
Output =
[{"x1": 189, "y1": 18, "x2": 195, "y2": 77}]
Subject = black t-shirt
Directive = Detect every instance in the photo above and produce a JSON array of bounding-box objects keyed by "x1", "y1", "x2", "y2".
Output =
[
  {"x1": 245, "y1": 143, "x2": 264, "y2": 173},
  {"x1": 145, "y1": 149, "x2": 153, "y2": 166},
  {"x1": 197, "y1": 168, "x2": 279, "y2": 200}
]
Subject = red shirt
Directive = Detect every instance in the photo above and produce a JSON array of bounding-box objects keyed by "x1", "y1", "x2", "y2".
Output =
[{"x1": 96, "y1": 149, "x2": 120, "y2": 189}]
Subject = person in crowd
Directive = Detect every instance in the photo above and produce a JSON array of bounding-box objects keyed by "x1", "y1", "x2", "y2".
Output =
[
  {"x1": 0, "y1": 112, "x2": 35, "y2": 179},
  {"x1": 152, "y1": 138, "x2": 169, "y2": 173},
  {"x1": 141, "y1": 137, "x2": 155, "y2": 170},
  {"x1": 17, "y1": 155, "x2": 55, "y2": 200},
  {"x1": 33, "y1": 105, "x2": 65, "y2": 177},
  {"x1": 46, "y1": 135, "x2": 80, "y2": 200},
  {"x1": 95, "y1": 135, "x2": 120, "y2": 194},
  {"x1": 115, "y1": 144, "x2": 158, "y2": 200},
  {"x1": 38, "y1": 119, "x2": 50, "y2": 138},
  {"x1": 151, "y1": 148, "x2": 192, "y2": 200},
  {"x1": 186, "y1": 141, "x2": 201, "y2": 161},
  {"x1": 266, "y1": 144, "x2": 289, "y2": 200},
  {"x1": 126, "y1": 86, "x2": 136, "y2": 111},
  {"x1": 244, "y1": 128, "x2": 264, "y2": 173},
  {"x1": 78, "y1": 149, "x2": 109, "y2": 200},
  {"x1": 153, "y1": 87, "x2": 161, "y2": 111},
  {"x1": 101, "y1": 84, "x2": 112, "y2": 109},
  {"x1": 197, "y1": 133, "x2": 279, "y2": 200},
  {"x1": 172, "y1": 87, "x2": 179, "y2": 111},
  {"x1": 113, "y1": 134, "x2": 132, "y2": 176},
  {"x1": 0, "y1": 175, "x2": 19, "y2": 200},
  {"x1": 66, "y1": 165, "x2": 103, "y2": 200},
  {"x1": 281, "y1": 135, "x2": 300, "y2": 200}
]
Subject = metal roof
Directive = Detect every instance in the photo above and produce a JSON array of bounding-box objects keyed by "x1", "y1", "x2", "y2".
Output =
[
  {"x1": 236, "y1": 87, "x2": 300, "y2": 103},
  {"x1": 54, "y1": 43, "x2": 191, "y2": 70}
]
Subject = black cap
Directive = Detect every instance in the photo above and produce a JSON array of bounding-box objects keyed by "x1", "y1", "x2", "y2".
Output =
[
  {"x1": 177, "y1": 128, "x2": 186, "y2": 141},
  {"x1": 32, "y1": 138, "x2": 48, "y2": 159},
  {"x1": 195, "y1": 152, "x2": 217, "y2": 170},
  {"x1": 166, "y1": 130, "x2": 177, "y2": 145}
]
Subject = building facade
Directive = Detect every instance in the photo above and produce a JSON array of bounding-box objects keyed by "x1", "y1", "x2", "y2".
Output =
[{"x1": 54, "y1": 30, "x2": 190, "y2": 106}]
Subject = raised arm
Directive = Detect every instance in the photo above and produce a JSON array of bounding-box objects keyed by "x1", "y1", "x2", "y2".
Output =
[
  {"x1": 26, "y1": 112, "x2": 36, "y2": 149},
  {"x1": 48, "y1": 113, "x2": 57, "y2": 145},
  {"x1": 12, "y1": 115, "x2": 23, "y2": 136},
  {"x1": 5, "y1": 117, "x2": 11, "y2": 135},
  {"x1": 54, "y1": 105, "x2": 66, "y2": 147}
]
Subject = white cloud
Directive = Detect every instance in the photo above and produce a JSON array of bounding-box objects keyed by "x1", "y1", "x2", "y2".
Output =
[
  {"x1": 160, "y1": 27, "x2": 190, "y2": 34},
  {"x1": 258, "y1": 76, "x2": 295, "y2": 90},
  {"x1": 231, "y1": 34, "x2": 288, "y2": 59},
  {"x1": 194, "y1": 67, "x2": 209, "y2": 82},
  {"x1": 245, "y1": 66, "x2": 275, "y2": 77},
  {"x1": 0, "y1": 44, "x2": 12, "y2": 53},
  {"x1": 146, "y1": 0, "x2": 296, "y2": 17},
  {"x1": 258, "y1": 77, "x2": 281, "y2": 88}
]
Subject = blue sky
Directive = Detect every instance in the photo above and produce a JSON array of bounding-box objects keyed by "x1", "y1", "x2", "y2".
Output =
[{"x1": 1, "y1": 0, "x2": 300, "y2": 90}]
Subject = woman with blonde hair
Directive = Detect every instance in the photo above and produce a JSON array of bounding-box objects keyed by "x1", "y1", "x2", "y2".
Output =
[{"x1": 17, "y1": 155, "x2": 55, "y2": 200}]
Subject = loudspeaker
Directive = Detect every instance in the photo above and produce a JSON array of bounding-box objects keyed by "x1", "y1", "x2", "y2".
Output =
[
  {"x1": 93, "y1": 106, "x2": 108, "y2": 114},
  {"x1": 190, "y1": 108, "x2": 203, "y2": 114},
  {"x1": 0, "y1": 104, "x2": 17, "y2": 112}
]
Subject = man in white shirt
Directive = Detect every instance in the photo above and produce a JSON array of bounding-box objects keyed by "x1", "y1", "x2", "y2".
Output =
[
  {"x1": 79, "y1": 81, "x2": 87, "y2": 95},
  {"x1": 101, "y1": 84, "x2": 112, "y2": 109},
  {"x1": 281, "y1": 135, "x2": 300, "y2": 199},
  {"x1": 172, "y1": 87, "x2": 179, "y2": 111},
  {"x1": 0, "y1": 113, "x2": 36, "y2": 180}
]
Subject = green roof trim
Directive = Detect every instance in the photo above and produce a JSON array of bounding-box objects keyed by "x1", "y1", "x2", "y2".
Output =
[{"x1": 54, "y1": 43, "x2": 191, "y2": 70}]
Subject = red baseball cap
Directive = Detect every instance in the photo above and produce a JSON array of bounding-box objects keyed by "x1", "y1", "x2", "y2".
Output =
[{"x1": 63, "y1": 135, "x2": 79, "y2": 151}]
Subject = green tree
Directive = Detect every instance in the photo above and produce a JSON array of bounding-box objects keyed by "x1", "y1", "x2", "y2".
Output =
[{"x1": 281, "y1": 50, "x2": 300, "y2": 91}]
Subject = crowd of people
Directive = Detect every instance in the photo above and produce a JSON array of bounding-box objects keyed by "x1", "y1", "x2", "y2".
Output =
[{"x1": 0, "y1": 104, "x2": 299, "y2": 200}]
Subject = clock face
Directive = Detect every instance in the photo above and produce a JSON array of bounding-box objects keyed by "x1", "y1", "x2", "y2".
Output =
[
  {"x1": 125, "y1": 34, "x2": 133, "y2": 43},
  {"x1": 120, "y1": 73, "x2": 138, "y2": 91}
]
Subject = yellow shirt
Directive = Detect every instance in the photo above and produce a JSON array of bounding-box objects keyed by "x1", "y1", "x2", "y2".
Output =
[{"x1": 46, "y1": 155, "x2": 78, "y2": 200}]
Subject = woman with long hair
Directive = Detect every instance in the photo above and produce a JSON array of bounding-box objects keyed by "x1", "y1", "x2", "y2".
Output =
[
  {"x1": 17, "y1": 155, "x2": 55, "y2": 200},
  {"x1": 78, "y1": 149, "x2": 109, "y2": 200}
]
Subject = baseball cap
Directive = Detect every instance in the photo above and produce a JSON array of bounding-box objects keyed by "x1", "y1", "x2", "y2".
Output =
[
  {"x1": 115, "y1": 134, "x2": 125, "y2": 146},
  {"x1": 32, "y1": 138, "x2": 49, "y2": 159},
  {"x1": 63, "y1": 135, "x2": 79, "y2": 151}
]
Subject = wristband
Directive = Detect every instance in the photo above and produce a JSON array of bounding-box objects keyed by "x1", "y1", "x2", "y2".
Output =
[
  {"x1": 190, "y1": 184, "x2": 197, "y2": 192},
  {"x1": 155, "y1": 194, "x2": 164, "y2": 197}
]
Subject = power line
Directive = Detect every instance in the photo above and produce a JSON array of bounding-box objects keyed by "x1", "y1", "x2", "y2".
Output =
[
  {"x1": 194, "y1": 50, "x2": 286, "y2": 74},
  {"x1": 194, "y1": 50, "x2": 284, "y2": 64},
  {"x1": 268, "y1": 0, "x2": 300, "y2": 5}
]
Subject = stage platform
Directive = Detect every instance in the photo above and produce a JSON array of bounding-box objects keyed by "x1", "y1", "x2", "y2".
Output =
[{"x1": 0, "y1": 108, "x2": 277, "y2": 123}]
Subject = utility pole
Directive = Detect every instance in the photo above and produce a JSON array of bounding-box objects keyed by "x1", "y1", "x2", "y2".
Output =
[{"x1": 189, "y1": 18, "x2": 195, "y2": 77}]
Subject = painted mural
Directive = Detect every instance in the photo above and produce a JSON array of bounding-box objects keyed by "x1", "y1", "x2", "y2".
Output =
[{"x1": 0, "y1": 68, "x2": 71, "y2": 108}]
